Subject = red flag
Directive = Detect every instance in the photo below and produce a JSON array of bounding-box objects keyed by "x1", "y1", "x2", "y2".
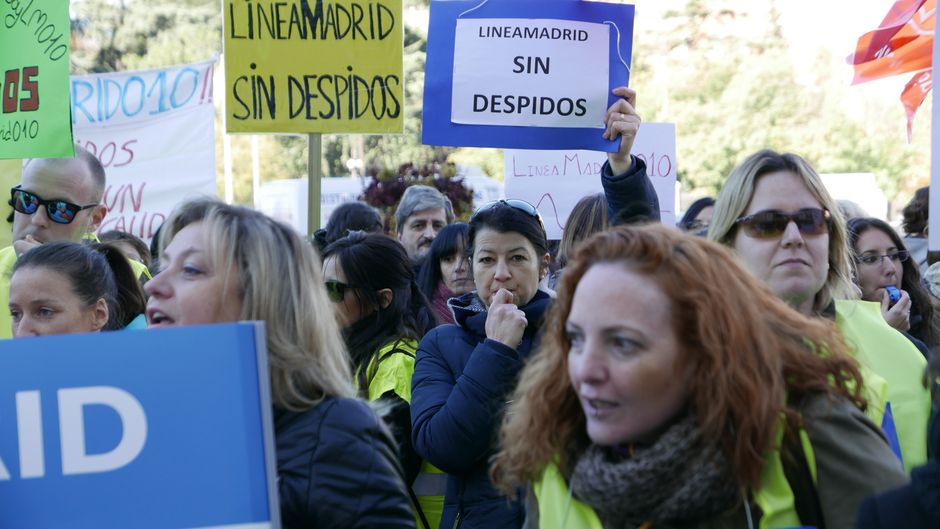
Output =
[
  {"x1": 901, "y1": 69, "x2": 932, "y2": 140},
  {"x1": 850, "y1": 0, "x2": 936, "y2": 139},
  {"x1": 851, "y1": 0, "x2": 935, "y2": 84},
  {"x1": 850, "y1": 0, "x2": 928, "y2": 65}
]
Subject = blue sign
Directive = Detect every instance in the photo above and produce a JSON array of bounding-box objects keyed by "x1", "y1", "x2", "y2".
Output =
[
  {"x1": 422, "y1": 0, "x2": 634, "y2": 151},
  {"x1": 0, "y1": 323, "x2": 280, "y2": 529}
]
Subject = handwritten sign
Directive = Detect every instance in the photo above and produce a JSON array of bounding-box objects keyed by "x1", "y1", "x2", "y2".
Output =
[
  {"x1": 223, "y1": 0, "x2": 404, "y2": 134},
  {"x1": 0, "y1": 0, "x2": 73, "y2": 159},
  {"x1": 423, "y1": 0, "x2": 633, "y2": 151},
  {"x1": 504, "y1": 122, "x2": 677, "y2": 239},
  {"x1": 70, "y1": 61, "x2": 217, "y2": 242},
  {"x1": 0, "y1": 322, "x2": 281, "y2": 529},
  {"x1": 452, "y1": 18, "x2": 608, "y2": 128}
]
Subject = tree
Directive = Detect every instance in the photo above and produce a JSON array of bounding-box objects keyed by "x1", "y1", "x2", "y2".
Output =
[{"x1": 71, "y1": 0, "x2": 220, "y2": 74}]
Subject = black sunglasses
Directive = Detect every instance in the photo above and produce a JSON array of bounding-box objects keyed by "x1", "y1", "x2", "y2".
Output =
[
  {"x1": 734, "y1": 208, "x2": 830, "y2": 239},
  {"x1": 324, "y1": 280, "x2": 358, "y2": 303},
  {"x1": 11, "y1": 187, "x2": 97, "y2": 225},
  {"x1": 470, "y1": 199, "x2": 543, "y2": 224}
]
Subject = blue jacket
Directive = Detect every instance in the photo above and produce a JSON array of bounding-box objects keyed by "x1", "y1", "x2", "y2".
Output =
[
  {"x1": 601, "y1": 155, "x2": 661, "y2": 225},
  {"x1": 275, "y1": 397, "x2": 416, "y2": 529},
  {"x1": 411, "y1": 290, "x2": 552, "y2": 529},
  {"x1": 856, "y1": 462, "x2": 940, "y2": 529}
]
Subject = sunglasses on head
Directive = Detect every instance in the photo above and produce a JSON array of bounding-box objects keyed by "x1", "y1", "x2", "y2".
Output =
[
  {"x1": 734, "y1": 208, "x2": 830, "y2": 239},
  {"x1": 470, "y1": 199, "x2": 544, "y2": 226},
  {"x1": 324, "y1": 280, "x2": 358, "y2": 303},
  {"x1": 11, "y1": 187, "x2": 97, "y2": 225}
]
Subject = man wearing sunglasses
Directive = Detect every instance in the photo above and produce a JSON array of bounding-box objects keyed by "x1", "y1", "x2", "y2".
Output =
[{"x1": 0, "y1": 145, "x2": 110, "y2": 339}]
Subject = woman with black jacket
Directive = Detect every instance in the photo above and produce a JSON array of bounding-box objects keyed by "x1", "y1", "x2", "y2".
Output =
[{"x1": 145, "y1": 198, "x2": 415, "y2": 529}]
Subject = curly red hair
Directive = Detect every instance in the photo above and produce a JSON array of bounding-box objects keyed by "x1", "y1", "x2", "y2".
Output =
[{"x1": 491, "y1": 225, "x2": 866, "y2": 491}]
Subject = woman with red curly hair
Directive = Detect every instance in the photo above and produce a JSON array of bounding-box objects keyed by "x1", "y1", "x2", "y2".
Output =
[{"x1": 491, "y1": 225, "x2": 907, "y2": 529}]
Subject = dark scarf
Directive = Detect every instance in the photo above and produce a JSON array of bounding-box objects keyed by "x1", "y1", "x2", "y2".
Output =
[
  {"x1": 431, "y1": 281, "x2": 456, "y2": 325},
  {"x1": 569, "y1": 414, "x2": 739, "y2": 529}
]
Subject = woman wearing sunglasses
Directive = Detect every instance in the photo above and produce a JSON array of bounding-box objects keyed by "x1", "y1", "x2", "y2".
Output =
[
  {"x1": 9, "y1": 241, "x2": 147, "y2": 336},
  {"x1": 145, "y1": 199, "x2": 415, "y2": 529},
  {"x1": 321, "y1": 231, "x2": 442, "y2": 529},
  {"x1": 708, "y1": 149, "x2": 931, "y2": 472},
  {"x1": 848, "y1": 217, "x2": 938, "y2": 352},
  {"x1": 411, "y1": 199, "x2": 552, "y2": 529}
]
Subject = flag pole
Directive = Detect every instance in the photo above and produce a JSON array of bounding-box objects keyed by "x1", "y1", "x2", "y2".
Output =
[
  {"x1": 930, "y1": 11, "x2": 940, "y2": 254},
  {"x1": 307, "y1": 134, "x2": 322, "y2": 236}
]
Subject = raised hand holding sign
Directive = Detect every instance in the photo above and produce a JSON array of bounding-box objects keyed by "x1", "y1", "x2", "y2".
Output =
[{"x1": 422, "y1": 0, "x2": 634, "y2": 151}]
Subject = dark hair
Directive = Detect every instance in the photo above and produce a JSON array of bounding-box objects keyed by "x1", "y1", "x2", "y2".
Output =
[
  {"x1": 323, "y1": 232, "x2": 429, "y2": 389},
  {"x1": 99, "y1": 230, "x2": 152, "y2": 267},
  {"x1": 902, "y1": 187, "x2": 929, "y2": 236},
  {"x1": 417, "y1": 222, "x2": 470, "y2": 301},
  {"x1": 313, "y1": 202, "x2": 384, "y2": 253},
  {"x1": 557, "y1": 194, "x2": 608, "y2": 269},
  {"x1": 847, "y1": 217, "x2": 939, "y2": 347},
  {"x1": 149, "y1": 223, "x2": 162, "y2": 271},
  {"x1": 468, "y1": 203, "x2": 549, "y2": 267},
  {"x1": 12, "y1": 241, "x2": 146, "y2": 330},
  {"x1": 678, "y1": 197, "x2": 715, "y2": 231}
]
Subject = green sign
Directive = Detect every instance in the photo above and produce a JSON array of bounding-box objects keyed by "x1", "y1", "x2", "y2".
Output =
[{"x1": 0, "y1": 0, "x2": 73, "y2": 159}]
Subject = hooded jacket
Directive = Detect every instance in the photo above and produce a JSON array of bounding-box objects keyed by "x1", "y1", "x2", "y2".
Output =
[{"x1": 411, "y1": 290, "x2": 552, "y2": 529}]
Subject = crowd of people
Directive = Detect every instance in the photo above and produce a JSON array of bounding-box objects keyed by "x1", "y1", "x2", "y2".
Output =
[{"x1": 3, "y1": 86, "x2": 939, "y2": 528}]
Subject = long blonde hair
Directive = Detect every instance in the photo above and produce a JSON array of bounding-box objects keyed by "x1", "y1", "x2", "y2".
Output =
[
  {"x1": 491, "y1": 225, "x2": 865, "y2": 492},
  {"x1": 707, "y1": 149, "x2": 857, "y2": 313},
  {"x1": 160, "y1": 198, "x2": 355, "y2": 409}
]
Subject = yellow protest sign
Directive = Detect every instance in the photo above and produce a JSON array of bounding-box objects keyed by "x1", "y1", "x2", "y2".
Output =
[{"x1": 223, "y1": 0, "x2": 403, "y2": 134}]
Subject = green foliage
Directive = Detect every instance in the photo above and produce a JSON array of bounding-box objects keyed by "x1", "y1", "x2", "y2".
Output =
[{"x1": 71, "y1": 0, "x2": 220, "y2": 73}]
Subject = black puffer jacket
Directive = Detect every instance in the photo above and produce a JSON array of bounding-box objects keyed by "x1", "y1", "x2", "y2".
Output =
[{"x1": 275, "y1": 397, "x2": 416, "y2": 529}]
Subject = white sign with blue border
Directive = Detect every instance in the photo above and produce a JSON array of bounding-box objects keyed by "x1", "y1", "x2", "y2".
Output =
[
  {"x1": 0, "y1": 322, "x2": 281, "y2": 529},
  {"x1": 423, "y1": 0, "x2": 634, "y2": 151}
]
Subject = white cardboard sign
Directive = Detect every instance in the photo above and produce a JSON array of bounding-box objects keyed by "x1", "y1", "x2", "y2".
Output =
[
  {"x1": 451, "y1": 18, "x2": 609, "y2": 128},
  {"x1": 504, "y1": 122, "x2": 677, "y2": 239},
  {"x1": 71, "y1": 61, "x2": 217, "y2": 242}
]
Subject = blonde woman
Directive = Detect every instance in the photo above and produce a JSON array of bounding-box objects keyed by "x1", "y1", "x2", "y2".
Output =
[
  {"x1": 708, "y1": 149, "x2": 930, "y2": 472},
  {"x1": 145, "y1": 198, "x2": 415, "y2": 529}
]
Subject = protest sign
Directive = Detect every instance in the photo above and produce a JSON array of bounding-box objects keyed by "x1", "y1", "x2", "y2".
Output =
[
  {"x1": 505, "y1": 122, "x2": 677, "y2": 239},
  {"x1": 0, "y1": 322, "x2": 280, "y2": 529},
  {"x1": 0, "y1": 0, "x2": 73, "y2": 159},
  {"x1": 223, "y1": 0, "x2": 404, "y2": 134},
  {"x1": 423, "y1": 0, "x2": 633, "y2": 151},
  {"x1": 71, "y1": 61, "x2": 217, "y2": 242}
]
